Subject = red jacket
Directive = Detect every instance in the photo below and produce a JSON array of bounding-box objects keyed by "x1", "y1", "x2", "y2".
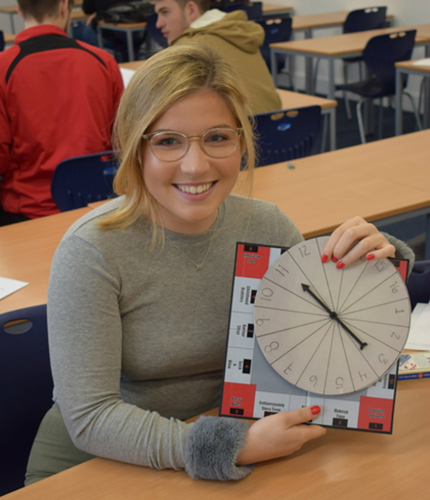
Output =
[{"x1": 0, "y1": 25, "x2": 124, "y2": 218}]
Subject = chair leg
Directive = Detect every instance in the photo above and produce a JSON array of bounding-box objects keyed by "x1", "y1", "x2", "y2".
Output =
[
  {"x1": 378, "y1": 97, "x2": 383, "y2": 140},
  {"x1": 418, "y1": 77, "x2": 425, "y2": 115},
  {"x1": 312, "y1": 58, "x2": 320, "y2": 94},
  {"x1": 356, "y1": 99, "x2": 366, "y2": 144},
  {"x1": 403, "y1": 90, "x2": 423, "y2": 131},
  {"x1": 343, "y1": 63, "x2": 352, "y2": 120}
]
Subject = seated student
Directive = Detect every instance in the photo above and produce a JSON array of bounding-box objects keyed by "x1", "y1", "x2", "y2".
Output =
[
  {"x1": 0, "y1": 0, "x2": 124, "y2": 226},
  {"x1": 154, "y1": 0, "x2": 282, "y2": 115},
  {"x1": 26, "y1": 44, "x2": 413, "y2": 484}
]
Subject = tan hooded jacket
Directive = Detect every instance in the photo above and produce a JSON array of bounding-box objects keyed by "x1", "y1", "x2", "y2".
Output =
[{"x1": 172, "y1": 10, "x2": 282, "y2": 115}]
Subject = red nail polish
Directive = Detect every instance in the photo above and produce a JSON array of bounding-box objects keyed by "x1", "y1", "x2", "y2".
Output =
[
  {"x1": 321, "y1": 254, "x2": 328, "y2": 263},
  {"x1": 366, "y1": 253, "x2": 375, "y2": 260},
  {"x1": 310, "y1": 406, "x2": 321, "y2": 415},
  {"x1": 332, "y1": 255, "x2": 338, "y2": 263},
  {"x1": 336, "y1": 261, "x2": 345, "y2": 269}
]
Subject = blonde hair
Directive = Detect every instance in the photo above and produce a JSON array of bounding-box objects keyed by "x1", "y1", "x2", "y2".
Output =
[{"x1": 99, "y1": 43, "x2": 255, "y2": 235}]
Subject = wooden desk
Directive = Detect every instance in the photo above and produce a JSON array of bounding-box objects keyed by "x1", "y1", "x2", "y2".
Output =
[
  {"x1": 4, "y1": 32, "x2": 15, "y2": 45},
  {"x1": 0, "y1": 207, "x2": 91, "y2": 314},
  {"x1": 0, "y1": 4, "x2": 19, "y2": 33},
  {"x1": 118, "y1": 61, "x2": 338, "y2": 151},
  {"x1": 271, "y1": 24, "x2": 430, "y2": 99},
  {"x1": 3, "y1": 377, "x2": 430, "y2": 499},
  {"x1": 261, "y1": 3, "x2": 293, "y2": 17},
  {"x1": 395, "y1": 58, "x2": 430, "y2": 134},
  {"x1": 236, "y1": 129, "x2": 430, "y2": 259},
  {"x1": 97, "y1": 21, "x2": 146, "y2": 62},
  {"x1": 2, "y1": 130, "x2": 430, "y2": 314},
  {"x1": 291, "y1": 11, "x2": 393, "y2": 37}
]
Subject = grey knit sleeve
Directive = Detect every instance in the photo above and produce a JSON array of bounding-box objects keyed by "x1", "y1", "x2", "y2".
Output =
[
  {"x1": 382, "y1": 232, "x2": 415, "y2": 274},
  {"x1": 184, "y1": 417, "x2": 254, "y2": 480}
]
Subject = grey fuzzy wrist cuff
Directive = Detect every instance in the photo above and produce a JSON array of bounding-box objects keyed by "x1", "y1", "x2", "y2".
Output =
[{"x1": 184, "y1": 416, "x2": 254, "y2": 481}]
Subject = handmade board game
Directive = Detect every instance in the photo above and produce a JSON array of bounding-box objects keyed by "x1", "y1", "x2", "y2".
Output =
[{"x1": 220, "y1": 241, "x2": 410, "y2": 434}]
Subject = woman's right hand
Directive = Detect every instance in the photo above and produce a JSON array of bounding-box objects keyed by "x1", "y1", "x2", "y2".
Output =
[{"x1": 235, "y1": 406, "x2": 326, "y2": 465}]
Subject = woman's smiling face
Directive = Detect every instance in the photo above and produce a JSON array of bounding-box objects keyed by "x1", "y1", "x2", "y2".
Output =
[{"x1": 141, "y1": 89, "x2": 242, "y2": 234}]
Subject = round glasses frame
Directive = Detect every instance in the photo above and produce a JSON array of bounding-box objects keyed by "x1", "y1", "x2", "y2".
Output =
[{"x1": 142, "y1": 127, "x2": 243, "y2": 162}]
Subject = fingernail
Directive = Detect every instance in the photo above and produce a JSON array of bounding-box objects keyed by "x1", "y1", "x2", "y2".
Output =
[
  {"x1": 366, "y1": 253, "x2": 375, "y2": 260},
  {"x1": 336, "y1": 261, "x2": 345, "y2": 269},
  {"x1": 310, "y1": 406, "x2": 321, "y2": 415},
  {"x1": 332, "y1": 255, "x2": 338, "y2": 263},
  {"x1": 321, "y1": 254, "x2": 328, "y2": 263}
]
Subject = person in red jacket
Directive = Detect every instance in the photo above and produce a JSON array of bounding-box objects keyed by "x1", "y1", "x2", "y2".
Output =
[{"x1": 0, "y1": 0, "x2": 124, "y2": 225}]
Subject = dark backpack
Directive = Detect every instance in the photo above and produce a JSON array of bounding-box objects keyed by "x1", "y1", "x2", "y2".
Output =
[{"x1": 100, "y1": 1, "x2": 155, "y2": 24}]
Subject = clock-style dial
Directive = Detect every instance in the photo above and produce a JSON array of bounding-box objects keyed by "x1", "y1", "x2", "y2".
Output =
[{"x1": 254, "y1": 237, "x2": 411, "y2": 395}]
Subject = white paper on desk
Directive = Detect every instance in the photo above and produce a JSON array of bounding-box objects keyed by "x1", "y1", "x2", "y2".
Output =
[
  {"x1": 120, "y1": 68, "x2": 136, "y2": 88},
  {"x1": 405, "y1": 301, "x2": 430, "y2": 350},
  {"x1": 411, "y1": 58, "x2": 430, "y2": 67},
  {"x1": 0, "y1": 277, "x2": 29, "y2": 300}
]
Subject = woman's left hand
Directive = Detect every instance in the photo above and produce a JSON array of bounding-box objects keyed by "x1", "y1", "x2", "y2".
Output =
[{"x1": 321, "y1": 216, "x2": 396, "y2": 269}]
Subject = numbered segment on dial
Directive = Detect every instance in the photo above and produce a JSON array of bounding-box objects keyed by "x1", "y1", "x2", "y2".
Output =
[{"x1": 254, "y1": 237, "x2": 411, "y2": 395}]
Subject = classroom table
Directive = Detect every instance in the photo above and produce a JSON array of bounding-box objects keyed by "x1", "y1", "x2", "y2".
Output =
[
  {"x1": 0, "y1": 207, "x2": 91, "y2": 314},
  {"x1": 97, "y1": 21, "x2": 147, "y2": 62},
  {"x1": 395, "y1": 58, "x2": 430, "y2": 135},
  {"x1": 0, "y1": 4, "x2": 18, "y2": 33},
  {"x1": 3, "y1": 375, "x2": 430, "y2": 499},
  {"x1": 118, "y1": 60, "x2": 338, "y2": 151},
  {"x1": 2, "y1": 129, "x2": 430, "y2": 314},
  {"x1": 0, "y1": 2, "x2": 85, "y2": 33},
  {"x1": 241, "y1": 129, "x2": 430, "y2": 260},
  {"x1": 118, "y1": 62, "x2": 339, "y2": 151},
  {"x1": 96, "y1": 3, "x2": 293, "y2": 63},
  {"x1": 261, "y1": 3, "x2": 293, "y2": 17},
  {"x1": 4, "y1": 32, "x2": 15, "y2": 45},
  {"x1": 291, "y1": 10, "x2": 393, "y2": 38},
  {"x1": 270, "y1": 24, "x2": 430, "y2": 99}
]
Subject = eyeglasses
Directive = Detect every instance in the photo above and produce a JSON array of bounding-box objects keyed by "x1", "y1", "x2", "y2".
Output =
[{"x1": 142, "y1": 127, "x2": 242, "y2": 162}]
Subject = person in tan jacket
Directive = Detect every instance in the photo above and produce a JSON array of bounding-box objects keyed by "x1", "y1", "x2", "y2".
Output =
[{"x1": 154, "y1": 0, "x2": 282, "y2": 115}]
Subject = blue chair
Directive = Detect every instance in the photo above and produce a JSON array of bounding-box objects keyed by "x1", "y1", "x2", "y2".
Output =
[
  {"x1": 341, "y1": 7, "x2": 388, "y2": 117},
  {"x1": 0, "y1": 304, "x2": 53, "y2": 495},
  {"x1": 312, "y1": 7, "x2": 387, "y2": 100},
  {"x1": 408, "y1": 260, "x2": 430, "y2": 310},
  {"x1": 253, "y1": 105, "x2": 322, "y2": 167},
  {"x1": 255, "y1": 17, "x2": 293, "y2": 87},
  {"x1": 224, "y1": 1, "x2": 262, "y2": 20},
  {"x1": 51, "y1": 150, "x2": 118, "y2": 212},
  {"x1": 335, "y1": 30, "x2": 421, "y2": 143}
]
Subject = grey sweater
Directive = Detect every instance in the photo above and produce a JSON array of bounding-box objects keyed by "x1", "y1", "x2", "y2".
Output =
[
  {"x1": 47, "y1": 194, "x2": 303, "y2": 480},
  {"x1": 46, "y1": 194, "x2": 413, "y2": 480}
]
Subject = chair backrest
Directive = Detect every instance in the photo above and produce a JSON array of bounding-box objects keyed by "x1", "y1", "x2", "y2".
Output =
[
  {"x1": 363, "y1": 30, "x2": 416, "y2": 95},
  {"x1": 407, "y1": 260, "x2": 430, "y2": 309},
  {"x1": 145, "y1": 13, "x2": 167, "y2": 50},
  {"x1": 343, "y1": 6, "x2": 387, "y2": 34},
  {"x1": 253, "y1": 105, "x2": 322, "y2": 167},
  {"x1": 210, "y1": 0, "x2": 246, "y2": 10},
  {"x1": 0, "y1": 31, "x2": 5, "y2": 52},
  {"x1": 256, "y1": 16, "x2": 292, "y2": 69},
  {"x1": 0, "y1": 304, "x2": 53, "y2": 495},
  {"x1": 224, "y1": 1, "x2": 263, "y2": 20},
  {"x1": 51, "y1": 150, "x2": 118, "y2": 212}
]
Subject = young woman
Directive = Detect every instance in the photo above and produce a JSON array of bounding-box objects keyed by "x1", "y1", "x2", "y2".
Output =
[{"x1": 26, "y1": 44, "x2": 413, "y2": 484}]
